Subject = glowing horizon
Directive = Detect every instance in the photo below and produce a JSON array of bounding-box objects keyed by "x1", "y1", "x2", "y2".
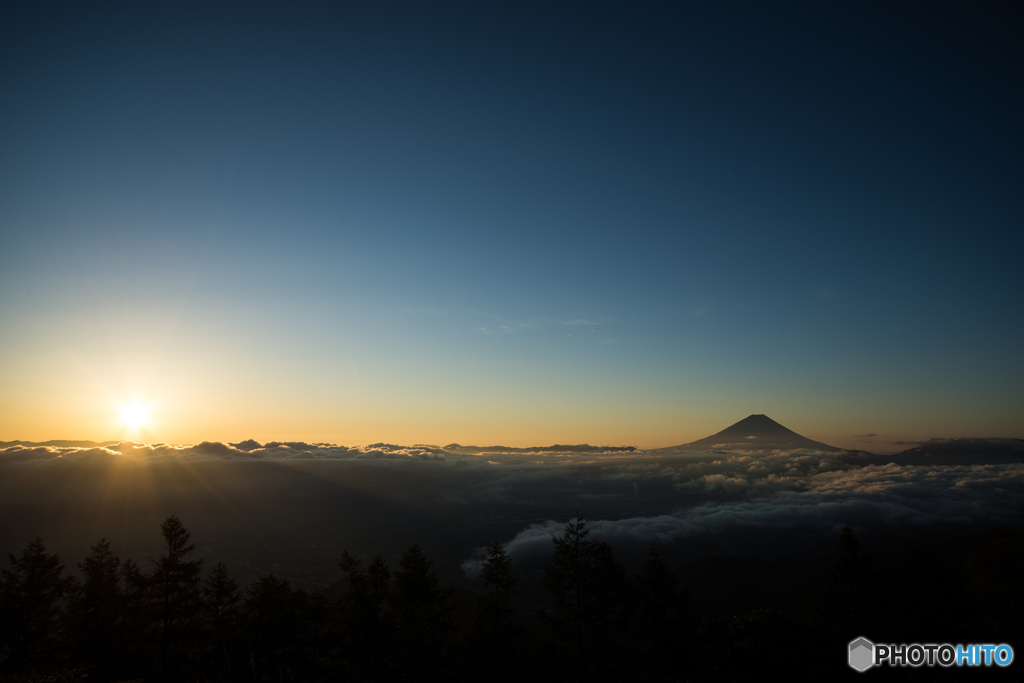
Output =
[{"x1": 0, "y1": 4, "x2": 1020, "y2": 455}]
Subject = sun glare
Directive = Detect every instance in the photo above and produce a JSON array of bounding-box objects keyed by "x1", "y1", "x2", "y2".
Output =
[{"x1": 120, "y1": 402, "x2": 150, "y2": 429}]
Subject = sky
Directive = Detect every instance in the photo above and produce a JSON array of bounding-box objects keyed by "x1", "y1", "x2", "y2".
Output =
[{"x1": 1, "y1": 1, "x2": 1021, "y2": 451}]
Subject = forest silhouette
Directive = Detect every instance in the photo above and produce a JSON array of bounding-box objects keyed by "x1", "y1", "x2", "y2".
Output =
[{"x1": 0, "y1": 513, "x2": 1021, "y2": 681}]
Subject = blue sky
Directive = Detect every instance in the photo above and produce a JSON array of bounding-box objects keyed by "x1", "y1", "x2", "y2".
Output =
[{"x1": 1, "y1": 2, "x2": 1021, "y2": 449}]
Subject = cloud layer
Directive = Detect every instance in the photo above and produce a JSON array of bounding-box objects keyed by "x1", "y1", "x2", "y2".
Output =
[
  {"x1": 3, "y1": 438, "x2": 1021, "y2": 583},
  {"x1": 0, "y1": 440, "x2": 452, "y2": 464},
  {"x1": 461, "y1": 449, "x2": 1024, "y2": 575}
]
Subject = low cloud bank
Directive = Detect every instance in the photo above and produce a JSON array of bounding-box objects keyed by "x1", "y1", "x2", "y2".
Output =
[
  {"x1": 463, "y1": 452, "x2": 1024, "y2": 576},
  {"x1": 3, "y1": 438, "x2": 1021, "y2": 582},
  {"x1": 0, "y1": 440, "x2": 648, "y2": 465},
  {"x1": 0, "y1": 440, "x2": 455, "y2": 463}
]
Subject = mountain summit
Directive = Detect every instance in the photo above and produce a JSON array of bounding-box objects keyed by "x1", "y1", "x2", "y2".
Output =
[{"x1": 656, "y1": 414, "x2": 842, "y2": 452}]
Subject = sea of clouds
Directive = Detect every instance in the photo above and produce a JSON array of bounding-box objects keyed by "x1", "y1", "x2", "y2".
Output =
[
  {"x1": 3, "y1": 439, "x2": 1022, "y2": 578},
  {"x1": 0, "y1": 439, "x2": 453, "y2": 463},
  {"x1": 462, "y1": 454, "x2": 1024, "y2": 575}
]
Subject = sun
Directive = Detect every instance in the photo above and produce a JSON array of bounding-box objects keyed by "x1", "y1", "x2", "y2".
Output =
[{"x1": 120, "y1": 401, "x2": 150, "y2": 429}]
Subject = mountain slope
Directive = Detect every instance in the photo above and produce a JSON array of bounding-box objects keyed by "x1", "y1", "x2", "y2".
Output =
[{"x1": 655, "y1": 414, "x2": 842, "y2": 452}]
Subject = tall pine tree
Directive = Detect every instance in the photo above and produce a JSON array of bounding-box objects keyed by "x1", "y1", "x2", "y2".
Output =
[
  {"x1": 391, "y1": 544, "x2": 456, "y2": 680},
  {"x1": 67, "y1": 539, "x2": 122, "y2": 673},
  {"x1": 541, "y1": 514, "x2": 628, "y2": 682},
  {"x1": 629, "y1": 547, "x2": 690, "y2": 681},
  {"x1": 0, "y1": 538, "x2": 73, "y2": 671},
  {"x1": 542, "y1": 515, "x2": 595, "y2": 650},
  {"x1": 203, "y1": 561, "x2": 240, "y2": 679},
  {"x1": 338, "y1": 552, "x2": 393, "y2": 680},
  {"x1": 243, "y1": 574, "x2": 302, "y2": 681},
  {"x1": 467, "y1": 541, "x2": 523, "y2": 682},
  {"x1": 150, "y1": 515, "x2": 203, "y2": 677},
  {"x1": 116, "y1": 557, "x2": 149, "y2": 676}
]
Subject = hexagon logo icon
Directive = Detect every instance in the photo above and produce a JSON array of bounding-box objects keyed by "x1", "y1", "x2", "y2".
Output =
[{"x1": 849, "y1": 637, "x2": 874, "y2": 672}]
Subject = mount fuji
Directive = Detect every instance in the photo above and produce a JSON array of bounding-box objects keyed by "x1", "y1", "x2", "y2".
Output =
[{"x1": 656, "y1": 414, "x2": 843, "y2": 452}]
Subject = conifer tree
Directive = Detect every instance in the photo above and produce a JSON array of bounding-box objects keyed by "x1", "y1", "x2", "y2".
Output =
[
  {"x1": 365, "y1": 554, "x2": 392, "y2": 619},
  {"x1": 116, "y1": 557, "x2": 148, "y2": 673},
  {"x1": 541, "y1": 514, "x2": 630, "y2": 681},
  {"x1": 0, "y1": 538, "x2": 73, "y2": 670},
  {"x1": 338, "y1": 552, "x2": 393, "y2": 680},
  {"x1": 391, "y1": 544, "x2": 455, "y2": 680},
  {"x1": 630, "y1": 547, "x2": 689, "y2": 680},
  {"x1": 299, "y1": 589, "x2": 334, "y2": 681},
  {"x1": 587, "y1": 540, "x2": 629, "y2": 636},
  {"x1": 150, "y1": 515, "x2": 203, "y2": 675},
  {"x1": 203, "y1": 561, "x2": 240, "y2": 678},
  {"x1": 807, "y1": 523, "x2": 878, "y2": 653},
  {"x1": 632, "y1": 547, "x2": 686, "y2": 637},
  {"x1": 244, "y1": 574, "x2": 300, "y2": 680},
  {"x1": 67, "y1": 539, "x2": 122, "y2": 672},
  {"x1": 480, "y1": 540, "x2": 517, "y2": 625},
  {"x1": 467, "y1": 541, "x2": 523, "y2": 682},
  {"x1": 542, "y1": 514, "x2": 597, "y2": 649},
  {"x1": 965, "y1": 523, "x2": 1024, "y2": 642}
]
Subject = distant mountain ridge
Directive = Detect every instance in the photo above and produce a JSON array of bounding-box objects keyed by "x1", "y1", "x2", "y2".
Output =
[
  {"x1": 443, "y1": 443, "x2": 637, "y2": 454},
  {"x1": 844, "y1": 437, "x2": 1024, "y2": 466},
  {"x1": 654, "y1": 414, "x2": 843, "y2": 453},
  {"x1": 6, "y1": 430, "x2": 1022, "y2": 465}
]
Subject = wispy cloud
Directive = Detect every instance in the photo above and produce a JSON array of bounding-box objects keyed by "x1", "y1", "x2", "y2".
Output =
[
  {"x1": 476, "y1": 315, "x2": 539, "y2": 336},
  {"x1": 476, "y1": 315, "x2": 611, "y2": 336}
]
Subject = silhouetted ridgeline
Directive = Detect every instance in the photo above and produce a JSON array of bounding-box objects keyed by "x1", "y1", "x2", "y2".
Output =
[
  {"x1": 0, "y1": 515, "x2": 1020, "y2": 682},
  {"x1": 443, "y1": 443, "x2": 638, "y2": 454}
]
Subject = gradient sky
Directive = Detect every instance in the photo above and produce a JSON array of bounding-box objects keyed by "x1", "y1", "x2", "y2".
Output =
[{"x1": 1, "y1": 2, "x2": 1021, "y2": 451}]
